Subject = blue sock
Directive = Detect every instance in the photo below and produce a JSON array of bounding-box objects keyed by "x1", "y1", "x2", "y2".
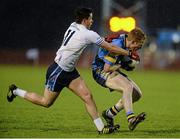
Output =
[{"x1": 126, "y1": 111, "x2": 135, "y2": 121}]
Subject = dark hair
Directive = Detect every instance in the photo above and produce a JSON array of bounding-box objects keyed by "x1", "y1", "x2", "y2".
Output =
[{"x1": 74, "y1": 7, "x2": 93, "y2": 23}]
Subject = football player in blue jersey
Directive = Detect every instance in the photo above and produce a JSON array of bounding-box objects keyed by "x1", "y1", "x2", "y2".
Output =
[{"x1": 92, "y1": 28, "x2": 147, "y2": 131}]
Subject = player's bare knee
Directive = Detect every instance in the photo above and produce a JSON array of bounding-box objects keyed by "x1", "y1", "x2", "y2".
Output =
[
  {"x1": 83, "y1": 92, "x2": 93, "y2": 103},
  {"x1": 44, "y1": 102, "x2": 53, "y2": 108},
  {"x1": 42, "y1": 99, "x2": 53, "y2": 108}
]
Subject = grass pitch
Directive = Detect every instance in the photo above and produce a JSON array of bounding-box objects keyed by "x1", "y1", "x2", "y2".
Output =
[{"x1": 0, "y1": 65, "x2": 180, "y2": 138}]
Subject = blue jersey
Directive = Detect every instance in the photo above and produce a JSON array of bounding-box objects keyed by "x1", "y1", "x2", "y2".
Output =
[{"x1": 92, "y1": 34, "x2": 130, "y2": 70}]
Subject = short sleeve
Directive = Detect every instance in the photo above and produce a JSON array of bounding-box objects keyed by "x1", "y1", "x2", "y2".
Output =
[{"x1": 86, "y1": 30, "x2": 104, "y2": 45}]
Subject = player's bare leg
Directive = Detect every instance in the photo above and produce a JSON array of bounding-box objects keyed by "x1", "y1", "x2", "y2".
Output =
[
  {"x1": 7, "y1": 84, "x2": 59, "y2": 108},
  {"x1": 68, "y1": 77, "x2": 99, "y2": 119},
  {"x1": 114, "y1": 84, "x2": 142, "y2": 111},
  {"x1": 104, "y1": 71, "x2": 146, "y2": 130},
  {"x1": 121, "y1": 78, "x2": 146, "y2": 131},
  {"x1": 102, "y1": 71, "x2": 133, "y2": 127},
  {"x1": 106, "y1": 71, "x2": 134, "y2": 113},
  {"x1": 68, "y1": 77, "x2": 119, "y2": 134},
  {"x1": 24, "y1": 88, "x2": 59, "y2": 107}
]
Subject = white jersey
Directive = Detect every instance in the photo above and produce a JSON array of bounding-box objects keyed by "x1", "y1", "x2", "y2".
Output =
[{"x1": 54, "y1": 22, "x2": 104, "y2": 71}]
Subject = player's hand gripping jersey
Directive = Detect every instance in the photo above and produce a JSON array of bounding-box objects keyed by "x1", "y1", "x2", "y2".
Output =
[{"x1": 92, "y1": 34, "x2": 140, "y2": 72}]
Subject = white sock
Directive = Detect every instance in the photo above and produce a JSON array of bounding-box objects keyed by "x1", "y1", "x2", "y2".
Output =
[
  {"x1": 93, "y1": 117, "x2": 104, "y2": 131},
  {"x1": 13, "y1": 88, "x2": 27, "y2": 98}
]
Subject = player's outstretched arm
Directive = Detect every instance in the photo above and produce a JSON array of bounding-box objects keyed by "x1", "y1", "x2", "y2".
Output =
[{"x1": 100, "y1": 41, "x2": 129, "y2": 56}]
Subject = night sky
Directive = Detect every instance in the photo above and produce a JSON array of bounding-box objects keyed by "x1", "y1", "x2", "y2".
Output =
[
  {"x1": 146, "y1": 0, "x2": 179, "y2": 29},
  {"x1": 0, "y1": 0, "x2": 179, "y2": 49}
]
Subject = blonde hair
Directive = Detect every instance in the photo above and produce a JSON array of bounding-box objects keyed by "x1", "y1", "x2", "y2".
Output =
[{"x1": 127, "y1": 28, "x2": 146, "y2": 46}]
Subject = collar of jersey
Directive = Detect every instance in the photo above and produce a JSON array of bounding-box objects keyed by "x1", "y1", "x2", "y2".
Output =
[{"x1": 71, "y1": 22, "x2": 87, "y2": 30}]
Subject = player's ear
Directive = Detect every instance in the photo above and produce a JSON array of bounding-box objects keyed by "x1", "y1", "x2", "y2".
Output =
[{"x1": 81, "y1": 18, "x2": 87, "y2": 24}]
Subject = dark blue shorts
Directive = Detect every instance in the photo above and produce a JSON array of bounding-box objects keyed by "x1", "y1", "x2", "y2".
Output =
[
  {"x1": 92, "y1": 69, "x2": 111, "y2": 88},
  {"x1": 92, "y1": 69, "x2": 129, "y2": 91},
  {"x1": 45, "y1": 62, "x2": 80, "y2": 92}
]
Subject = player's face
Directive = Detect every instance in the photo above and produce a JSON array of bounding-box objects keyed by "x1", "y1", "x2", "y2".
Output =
[
  {"x1": 127, "y1": 40, "x2": 142, "y2": 51},
  {"x1": 86, "y1": 13, "x2": 93, "y2": 29}
]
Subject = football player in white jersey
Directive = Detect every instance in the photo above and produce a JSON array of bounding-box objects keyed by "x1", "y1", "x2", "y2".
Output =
[{"x1": 7, "y1": 7, "x2": 131, "y2": 134}]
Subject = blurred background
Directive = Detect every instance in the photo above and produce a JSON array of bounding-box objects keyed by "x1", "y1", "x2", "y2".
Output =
[{"x1": 0, "y1": 0, "x2": 180, "y2": 70}]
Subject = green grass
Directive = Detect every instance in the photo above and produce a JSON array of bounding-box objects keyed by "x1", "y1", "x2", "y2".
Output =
[{"x1": 0, "y1": 65, "x2": 180, "y2": 137}]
